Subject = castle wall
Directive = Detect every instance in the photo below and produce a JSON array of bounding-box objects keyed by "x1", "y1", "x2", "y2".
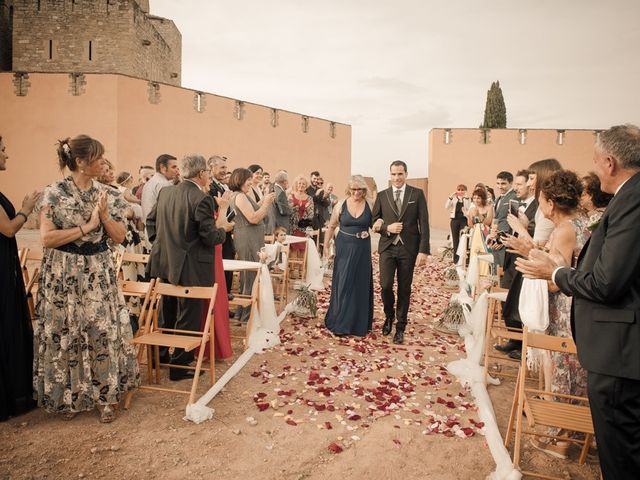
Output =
[
  {"x1": 427, "y1": 128, "x2": 598, "y2": 230},
  {"x1": 0, "y1": 72, "x2": 351, "y2": 211},
  {"x1": 0, "y1": 0, "x2": 15, "y2": 71},
  {"x1": 10, "y1": 0, "x2": 180, "y2": 86}
]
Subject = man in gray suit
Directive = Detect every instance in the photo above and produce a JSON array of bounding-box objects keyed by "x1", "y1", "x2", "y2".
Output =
[
  {"x1": 272, "y1": 170, "x2": 291, "y2": 232},
  {"x1": 517, "y1": 124, "x2": 640, "y2": 479},
  {"x1": 487, "y1": 170, "x2": 516, "y2": 268},
  {"x1": 146, "y1": 154, "x2": 231, "y2": 381}
]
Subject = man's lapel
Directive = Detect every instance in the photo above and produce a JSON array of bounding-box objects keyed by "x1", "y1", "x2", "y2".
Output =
[
  {"x1": 386, "y1": 188, "x2": 399, "y2": 217},
  {"x1": 398, "y1": 186, "x2": 413, "y2": 220}
]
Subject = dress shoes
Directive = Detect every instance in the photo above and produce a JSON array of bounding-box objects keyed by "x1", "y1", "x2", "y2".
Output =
[
  {"x1": 508, "y1": 349, "x2": 522, "y2": 361},
  {"x1": 169, "y1": 368, "x2": 196, "y2": 381},
  {"x1": 382, "y1": 318, "x2": 394, "y2": 336},
  {"x1": 494, "y1": 339, "x2": 521, "y2": 353},
  {"x1": 392, "y1": 330, "x2": 404, "y2": 345},
  {"x1": 228, "y1": 293, "x2": 235, "y2": 301}
]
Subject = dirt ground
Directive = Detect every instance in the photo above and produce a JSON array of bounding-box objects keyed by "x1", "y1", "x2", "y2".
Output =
[{"x1": 1, "y1": 231, "x2": 601, "y2": 480}]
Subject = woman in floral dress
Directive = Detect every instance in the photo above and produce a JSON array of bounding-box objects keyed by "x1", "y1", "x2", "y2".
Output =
[
  {"x1": 288, "y1": 175, "x2": 314, "y2": 276},
  {"x1": 33, "y1": 135, "x2": 139, "y2": 423},
  {"x1": 530, "y1": 170, "x2": 591, "y2": 458}
]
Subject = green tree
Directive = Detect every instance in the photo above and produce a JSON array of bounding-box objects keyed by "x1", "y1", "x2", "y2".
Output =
[{"x1": 481, "y1": 81, "x2": 507, "y2": 128}]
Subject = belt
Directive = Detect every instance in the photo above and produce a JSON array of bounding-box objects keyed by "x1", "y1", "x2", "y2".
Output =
[
  {"x1": 55, "y1": 239, "x2": 109, "y2": 255},
  {"x1": 339, "y1": 230, "x2": 370, "y2": 239}
]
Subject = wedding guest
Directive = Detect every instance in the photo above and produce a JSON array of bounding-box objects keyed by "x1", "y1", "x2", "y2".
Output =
[
  {"x1": 487, "y1": 172, "x2": 516, "y2": 267},
  {"x1": 272, "y1": 170, "x2": 292, "y2": 232},
  {"x1": 323, "y1": 175, "x2": 374, "y2": 336},
  {"x1": 261, "y1": 171, "x2": 274, "y2": 195},
  {"x1": 580, "y1": 172, "x2": 613, "y2": 227},
  {"x1": 146, "y1": 154, "x2": 229, "y2": 378},
  {"x1": 445, "y1": 184, "x2": 470, "y2": 264},
  {"x1": 0, "y1": 135, "x2": 41, "y2": 421},
  {"x1": 34, "y1": 134, "x2": 139, "y2": 422},
  {"x1": 229, "y1": 168, "x2": 275, "y2": 320},
  {"x1": 288, "y1": 174, "x2": 314, "y2": 274},
  {"x1": 133, "y1": 165, "x2": 154, "y2": 200},
  {"x1": 248, "y1": 164, "x2": 274, "y2": 234},
  {"x1": 529, "y1": 170, "x2": 590, "y2": 459},
  {"x1": 208, "y1": 155, "x2": 235, "y2": 297},
  {"x1": 516, "y1": 125, "x2": 640, "y2": 479},
  {"x1": 467, "y1": 187, "x2": 493, "y2": 229},
  {"x1": 141, "y1": 154, "x2": 179, "y2": 222},
  {"x1": 306, "y1": 170, "x2": 330, "y2": 231}
]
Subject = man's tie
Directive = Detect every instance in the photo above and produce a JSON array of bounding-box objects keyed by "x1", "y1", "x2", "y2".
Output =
[{"x1": 393, "y1": 189, "x2": 403, "y2": 245}]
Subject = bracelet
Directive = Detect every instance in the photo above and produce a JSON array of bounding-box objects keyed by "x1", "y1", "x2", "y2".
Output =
[
  {"x1": 15, "y1": 211, "x2": 28, "y2": 222},
  {"x1": 79, "y1": 225, "x2": 85, "y2": 236}
]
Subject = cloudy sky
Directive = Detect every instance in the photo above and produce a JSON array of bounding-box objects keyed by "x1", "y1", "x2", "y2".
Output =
[{"x1": 152, "y1": 0, "x2": 640, "y2": 186}]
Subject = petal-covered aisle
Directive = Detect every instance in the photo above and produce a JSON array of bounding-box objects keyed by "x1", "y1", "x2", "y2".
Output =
[{"x1": 249, "y1": 256, "x2": 486, "y2": 450}]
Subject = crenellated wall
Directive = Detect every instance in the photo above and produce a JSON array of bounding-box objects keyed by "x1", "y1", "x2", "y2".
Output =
[
  {"x1": 7, "y1": 0, "x2": 181, "y2": 85},
  {"x1": 0, "y1": 72, "x2": 351, "y2": 209},
  {"x1": 428, "y1": 128, "x2": 600, "y2": 230}
]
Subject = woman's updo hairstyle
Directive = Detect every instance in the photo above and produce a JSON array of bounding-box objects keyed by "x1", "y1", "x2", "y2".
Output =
[
  {"x1": 540, "y1": 170, "x2": 583, "y2": 214},
  {"x1": 57, "y1": 134, "x2": 104, "y2": 171}
]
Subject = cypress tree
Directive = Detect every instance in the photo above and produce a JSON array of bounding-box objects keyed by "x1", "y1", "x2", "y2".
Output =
[{"x1": 481, "y1": 81, "x2": 507, "y2": 128}]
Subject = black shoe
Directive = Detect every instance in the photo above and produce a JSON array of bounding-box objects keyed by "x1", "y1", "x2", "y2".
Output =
[
  {"x1": 228, "y1": 293, "x2": 235, "y2": 301},
  {"x1": 392, "y1": 330, "x2": 404, "y2": 345},
  {"x1": 382, "y1": 318, "x2": 393, "y2": 336},
  {"x1": 169, "y1": 368, "x2": 196, "y2": 381},
  {"x1": 494, "y1": 340, "x2": 521, "y2": 353},
  {"x1": 508, "y1": 350, "x2": 522, "y2": 361}
]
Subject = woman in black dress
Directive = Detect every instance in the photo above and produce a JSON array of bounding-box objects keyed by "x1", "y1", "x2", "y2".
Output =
[
  {"x1": 323, "y1": 175, "x2": 374, "y2": 336},
  {"x1": 0, "y1": 135, "x2": 41, "y2": 421}
]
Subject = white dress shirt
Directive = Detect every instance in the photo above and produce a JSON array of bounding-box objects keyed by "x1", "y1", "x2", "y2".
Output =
[{"x1": 141, "y1": 172, "x2": 172, "y2": 222}]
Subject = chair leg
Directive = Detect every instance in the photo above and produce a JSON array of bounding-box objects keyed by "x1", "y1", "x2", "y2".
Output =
[
  {"x1": 578, "y1": 433, "x2": 592, "y2": 465},
  {"x1": 504, "y1": 368, "x2": 520, "y2": 448},
  {"x1": 123, "y1": 390, "x2": 134, "y2": 410},
  {"x1": 146, "y1": 346, "x2": 153, "y2": 384},
  {"x1": 154, "y1": 346, "x2": 161, "y2": 384},
  {"x1": 209, "y1": 320, "x2": 215, "y2": 386}
]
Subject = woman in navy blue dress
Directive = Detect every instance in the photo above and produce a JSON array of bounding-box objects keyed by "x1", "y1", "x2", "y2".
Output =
[{"x1": 323, "y1": 175, "x2": 374, "y2": 336}]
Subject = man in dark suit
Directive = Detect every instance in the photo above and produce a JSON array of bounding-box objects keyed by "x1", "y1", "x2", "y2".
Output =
[
  {"x1": 372, "y1": 160, "x2": 430, "y2": 344},
  {"x1": 147, "y1": 154, "x2": 230, "y2": 381},
  {"x1": 495, "y1": 170, "x2": 537, "y2": 358},
  {"x1": 272, "y1": 170, "x2": 291, "y2": 232},
  {"x1": 207, "y1": 155, "x2": 236, "y2": 297},
  {"x1": 516, "y1": 124, "x2": 640, "y2": 479}
]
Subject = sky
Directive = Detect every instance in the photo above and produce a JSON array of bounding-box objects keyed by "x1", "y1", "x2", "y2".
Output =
[{"x1": 151, "y1": 0, "x2": 640, "y2": 187}]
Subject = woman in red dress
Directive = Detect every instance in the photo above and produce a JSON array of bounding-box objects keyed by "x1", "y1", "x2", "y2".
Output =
[{"x1": 199, "y1": 195, "x2": 233, "y2": 360}]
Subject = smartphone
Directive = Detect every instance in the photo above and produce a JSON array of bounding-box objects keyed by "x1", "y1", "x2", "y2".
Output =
[{"x1": 509, "y1": 199, "x2": 520, "y2": 216}]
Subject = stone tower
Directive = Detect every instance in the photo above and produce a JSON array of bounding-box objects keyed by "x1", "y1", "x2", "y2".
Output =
[{"x1": 1, "y1": 0, "x2": 181, "y2": 86}]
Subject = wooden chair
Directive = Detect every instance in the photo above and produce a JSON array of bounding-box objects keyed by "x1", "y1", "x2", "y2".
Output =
[
  {"x1": 270, "y1": 244, "x2": 290, "y2": 313},
  {"x1": 482, "y1": 287, "x2": 522, "y2": 382},
  {"x1": 21, "y1": 248, "x2": 43, "y2": 321},
  {"x1": 118, "y1": 279, "x2": 156, "y2": 409},
  {"x1": 228, "y1": 264, "x2": 261, "y2": 346},
  {"x1": 288, "y1": 235, "x2": 312, "y2": 281},
  {"x1": 264, "y1": 234, "x2": 274, "y2": 244},
  {"x1": 507, "y1": 328, "x2": 594, "y2": 478},
  {"x1": 132, "y1": 281, "x2": 218, "y2": 405},
  {"x1": 119, "y1": 279, "x2": 156, "y2": 349},
  {"x1": 115, "y1": 251, "x2": 150, "y2": 280}
]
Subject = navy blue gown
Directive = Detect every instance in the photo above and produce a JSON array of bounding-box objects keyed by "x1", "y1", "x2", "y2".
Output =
[{"x1": 324, "y1": 201, "x2": 373, "y2": 336}]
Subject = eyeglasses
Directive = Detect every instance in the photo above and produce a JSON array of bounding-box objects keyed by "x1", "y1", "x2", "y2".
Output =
[{"x1": 350, "y1": 188, "x2": 365, "y2": 192}]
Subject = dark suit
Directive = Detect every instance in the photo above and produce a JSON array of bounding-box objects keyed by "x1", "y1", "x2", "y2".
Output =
[
  {"x1": 272, "y1": 183, "x2": 292, "y2": 232},
  {"x1": 501, "y1": 199, "x2": 537, "y2": 333},
  {"x1": 146, "y1": 180, "x2": 226, "y2": 366},
  {"x1": 554, "y1": 172, "x2": 640, "y2": 479},
  {"x1": 372, "y1": 185, "x2": 430, "y2": 331},
  {"x1": 306, "y1": 185, "x2": 330, "y2": 230},
  {"x1": 209, "y1": 179, "x2": 236, "y2": 293},
  {"x1": 492, "y1": 189, "x2": 517, "y2": 267}
]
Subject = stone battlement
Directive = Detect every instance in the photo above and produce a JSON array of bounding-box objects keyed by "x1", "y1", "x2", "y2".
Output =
[{"x1": 0, "y1": 0, "x2": 181, "y2": 86}]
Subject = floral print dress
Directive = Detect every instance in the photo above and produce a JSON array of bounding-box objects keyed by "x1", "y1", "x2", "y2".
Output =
[
  {"x1": 33, "y1": 177, "x2": 140, "y2": 414},
  {"x1": 547, "y1": 216, "x2": 591, "y2": 399}
]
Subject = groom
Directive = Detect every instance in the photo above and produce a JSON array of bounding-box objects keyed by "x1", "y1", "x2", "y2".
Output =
[{"x1": 373, "y1": 160, "x2": 431, "y2": 344}]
